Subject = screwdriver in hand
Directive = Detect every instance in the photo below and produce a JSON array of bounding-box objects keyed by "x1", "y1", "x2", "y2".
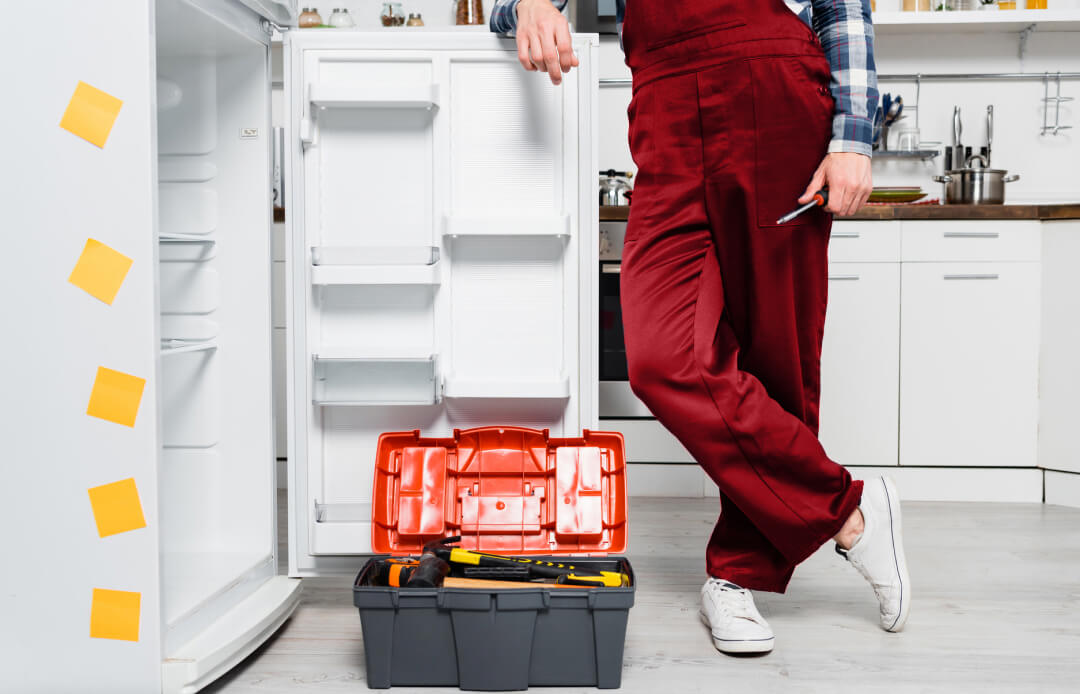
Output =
[{"x1": 776, "y1": 189, "x2": 829, "y2": 225}]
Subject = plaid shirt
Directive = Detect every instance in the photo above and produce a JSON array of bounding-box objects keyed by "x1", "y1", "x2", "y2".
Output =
[{"x1": 490, "y1": 0, "x2": 878, "y2": 157}]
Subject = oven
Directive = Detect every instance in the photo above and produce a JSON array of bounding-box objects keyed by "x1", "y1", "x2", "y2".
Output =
[
  {"x1": 598, "y1": 221, "x2": 653, "y2": 418},
  {"x1": 570, "y1": 0, "x2": 620, "y2": 35}
]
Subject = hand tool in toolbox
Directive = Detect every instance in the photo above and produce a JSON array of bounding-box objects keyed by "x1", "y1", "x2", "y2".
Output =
[
  {"x1": 428, "y1": 536, "x2": 631, "y2": 587},
  {"x1": 370, "y1": 553, "x2": 451, "y2": 588},
  {"x1": 776, "y1": 189, "x2": 828, "y2": 225}
]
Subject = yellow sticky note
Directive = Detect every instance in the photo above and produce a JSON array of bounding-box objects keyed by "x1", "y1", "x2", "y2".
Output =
[
  {"x1": 68, "y1": 238, "x2": 133, "y2": 305},
  {"x1": 60, "y1": 81, "x2": 123, "y2": 148},
  {"x1": 90, "y1": 589, "x2": 141, "y2": 642},
  {"x1": 87, "y1": 367, "x2": 146, "y2": 427},
  {"x1": 87, "y1": 478, "x2": 146, "y2": 538}
]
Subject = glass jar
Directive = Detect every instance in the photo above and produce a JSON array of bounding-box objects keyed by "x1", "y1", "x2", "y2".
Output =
[
  {"x1": 455, "y1": 0, "x2": 484, "y2": 25},
  {"x1": 381, "y1": 2, "x2": 406, "y2": 26},
  {"x1": 298, "y1": 7, "x2": 322, "y2": 27},
  {"x1": 329, "y1": 7, "x2": 355, "y2": 27},
  {"x1": 406, "y1": 12, "x2": 425, "y2": 26}
]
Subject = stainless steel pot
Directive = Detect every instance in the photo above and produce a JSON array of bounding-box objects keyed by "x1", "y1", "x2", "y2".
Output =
[
  {"x1": 599, "y1": 169, "x2": 633, "y2": 206},
  {"x1": 933, "y1": 155, "x2": 1019, "y2": 205}
]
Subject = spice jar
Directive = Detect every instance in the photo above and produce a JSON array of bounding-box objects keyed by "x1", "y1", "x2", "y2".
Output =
[
  {"x1": 328, "y1": 7, "x2": 355, "y2": 27},
  {"x1": 406, "y1": 13, "x2": 425, "y2": 26},
  {"x1": 298, "y1": 7, "x2": 322, "y2": 27},
  {"x1": 455, "y1": 0, "x2": 484, "y2": 25},
  {"x1": 380, "y1": 2, "x2": 406, "y2": 26}
]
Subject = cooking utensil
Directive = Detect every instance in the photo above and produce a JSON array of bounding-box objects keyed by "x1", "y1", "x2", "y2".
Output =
[
  {"x1": 985, "y1": 105, "x2": 993, "y2": 167},
  {"x1": 872, "y1": 105, "x2": 884, "y2": 149},
  {"x1": 953, "y1": 106, "x2": 962, "y2": 159},
  {"x1": 933, "y1": 155, "x2": 1019, "y2": 205},
  {"x1": 599, "y1": 169, "x2": 634, "y2": 207}
]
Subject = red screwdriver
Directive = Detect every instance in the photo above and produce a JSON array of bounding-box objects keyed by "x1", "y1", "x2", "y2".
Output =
[{"x1": 776, "y1": 189, "x2": 828, "y2": 225}]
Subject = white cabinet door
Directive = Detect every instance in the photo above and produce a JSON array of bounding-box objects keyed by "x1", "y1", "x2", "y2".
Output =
[
  {"x1": 899, "y1": 262, "x2": 1040, "y2": 467},
  {"x1": 819, "y1": 263, "x2": 901, "y2": 468}
]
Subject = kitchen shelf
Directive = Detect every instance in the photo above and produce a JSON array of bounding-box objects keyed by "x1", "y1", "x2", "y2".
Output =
[
  {"x1": 875, "y1": 149, "x2": 940, "y2": 160},
  {"x1": 444, "y1": 214, "x2": 571, "y2": 238},
  {"x1": 442, "y1": 376, "x2": 571, "y2": 400},
  {"x1": 871, "y1": 10, "x2": 1080, "y2": 34},
  {"x1": 309, "y1": 83, "x2": 440, "y2": 110},
  {"x1": 312, "y1": 353, "x2": 439, "y2": 405}
]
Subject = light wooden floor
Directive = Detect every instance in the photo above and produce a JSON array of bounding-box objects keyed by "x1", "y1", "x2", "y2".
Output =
[{"x1": 207, "y1": 494, "x2": 1080, "y2": 693}]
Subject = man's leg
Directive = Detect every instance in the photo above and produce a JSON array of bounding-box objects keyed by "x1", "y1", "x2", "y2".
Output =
[{"x1": 622, "y1": 60, "x2": 862, "y2": 594}]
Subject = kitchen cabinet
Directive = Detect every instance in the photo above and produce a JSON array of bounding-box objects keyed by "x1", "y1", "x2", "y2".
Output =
[
  {"x1": 819, "y1": 222, "x2": 901, "y2": 468},
  {"x1": 819, "y1": 261, "x2": 901, "y2": 468},
  {"x1": 4, "y1": 1, "x2": 598, "y2": 691},
  {"x1": 899, "y1": 257, "x2": 1040, "y2": 468}
]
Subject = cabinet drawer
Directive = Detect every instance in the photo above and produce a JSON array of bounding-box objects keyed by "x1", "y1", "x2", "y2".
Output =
[
  {"x1": 901, "y1": 221, "x2": 1041, "y2": 262},
  {"x1": 829, "y1": 221, "x2": 900, "y2": 263}
]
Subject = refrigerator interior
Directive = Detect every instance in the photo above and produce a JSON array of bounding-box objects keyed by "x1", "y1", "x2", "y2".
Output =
[
  {"x1": 286, "y1": 35, "x2": 597, "y2": 572},
  {"x1": 155, "y1": 0, "x2": 277, "y2": 653}
]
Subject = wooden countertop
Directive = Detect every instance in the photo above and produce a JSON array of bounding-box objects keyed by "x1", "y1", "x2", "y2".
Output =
[{"x1": 598, "y1": 204, "x2": 1080, "y2": 222}]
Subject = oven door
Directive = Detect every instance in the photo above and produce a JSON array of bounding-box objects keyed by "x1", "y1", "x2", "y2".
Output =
[
  {"x1": 598, "y1": 259, "x2": 653, "y2": 418},
  {"x1": 572, "y1": 0, "x2": 620, "y2": 35}
]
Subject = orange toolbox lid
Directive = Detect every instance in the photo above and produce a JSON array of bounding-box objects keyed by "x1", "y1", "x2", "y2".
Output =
[{"x1": 372, "y1": 426, "x2": 627, "y2": 556}]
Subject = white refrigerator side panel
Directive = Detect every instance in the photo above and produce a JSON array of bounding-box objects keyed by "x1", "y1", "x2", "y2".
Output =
[{"x1": 0, "y1": 4, "x2": 163, "y2": 693}]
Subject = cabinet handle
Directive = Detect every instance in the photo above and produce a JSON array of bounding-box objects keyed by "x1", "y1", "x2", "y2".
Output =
[
  {"x1": 943, "y1": 273, "x2": 999, "y2": 280},
  {"x1": 943, "y1": 231, "x2": 1000, "y2": 238},
  {"x1": 831, "y1": 231, "x2": 861, "y2": 238},
  {"x1": 828, "y1": 274, "x2": 861, "y2": 281},
  {"x1": 601, "y1": 265, "x2": 622, "y2": 274}
]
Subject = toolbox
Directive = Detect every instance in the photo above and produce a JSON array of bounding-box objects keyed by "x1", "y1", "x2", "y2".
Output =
[{"x1": 353, "y1": 426, "x2": 633, "y2": 691}]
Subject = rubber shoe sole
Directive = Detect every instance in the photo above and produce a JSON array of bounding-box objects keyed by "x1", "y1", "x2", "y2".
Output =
[
  {"x1": 698, "y1": 611, "x2": 775, "y2": 654},
  {"x1": 881, "y1": 476, "x2": 911, "y2": 633}
]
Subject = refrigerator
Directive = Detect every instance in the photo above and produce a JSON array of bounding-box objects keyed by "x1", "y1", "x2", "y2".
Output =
[{"x1": 1, "y1": 1, "x2": 599, "y2": 692}]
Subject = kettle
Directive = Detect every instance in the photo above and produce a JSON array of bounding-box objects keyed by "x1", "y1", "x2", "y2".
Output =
[{"x1": 599, "y1": 169, "x2": 634, "y2": 206}]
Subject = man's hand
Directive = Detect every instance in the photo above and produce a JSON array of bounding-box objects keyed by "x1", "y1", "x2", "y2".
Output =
[
  {"x1": 799, "y1": 152, "x2": 873, "y2": 217},
  {"x1": 515, "y1": 0, "x2": 579, "y2": 85}
]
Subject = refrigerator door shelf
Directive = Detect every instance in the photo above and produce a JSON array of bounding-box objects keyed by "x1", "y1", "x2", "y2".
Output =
[
  {"x1": 312, "y1": 354, "x2": 441, "y2": 406},
  {"x1": 309, "y1": 82, "x2": 440, "y2": 110}
]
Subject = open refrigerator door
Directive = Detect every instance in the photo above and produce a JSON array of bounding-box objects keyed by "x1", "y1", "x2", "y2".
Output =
[
  {"x1": 154, "y1": 0, "x2": 301, "y2": 691},
  {"x1": 282, "y1": 31, "x2": 600, "y2": 576}
]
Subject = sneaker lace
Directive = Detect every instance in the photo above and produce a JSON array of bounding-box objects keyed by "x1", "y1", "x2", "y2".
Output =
[{"x1": 705, "y1": 578, "x2": 755, "y2": 620}]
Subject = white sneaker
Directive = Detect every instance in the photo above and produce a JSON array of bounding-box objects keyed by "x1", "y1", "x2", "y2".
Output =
[
  {"x1": 837, "y1": 476, "x2": 911, "y2": 632},
  {"x1": 699, "y1": 578, "x2": 775, "y2": 654}
]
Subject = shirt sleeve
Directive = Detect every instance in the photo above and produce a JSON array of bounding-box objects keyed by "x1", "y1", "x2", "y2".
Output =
[
  {"x1": 489, "y1": 0, "x2": 570, "y2": 35},
  {"x1": 811, "y1": 0, "x2": 879, "y2": 157}
]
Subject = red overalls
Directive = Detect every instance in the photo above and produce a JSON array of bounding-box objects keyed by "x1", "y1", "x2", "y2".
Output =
[{"x1": 620, "y1": 0, "x2": 864, "y2": 593}]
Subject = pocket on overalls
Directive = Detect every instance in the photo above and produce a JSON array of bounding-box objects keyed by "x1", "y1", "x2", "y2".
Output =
[{"x1": 748, "y1": 55, "x2": 835, "y2": 229}]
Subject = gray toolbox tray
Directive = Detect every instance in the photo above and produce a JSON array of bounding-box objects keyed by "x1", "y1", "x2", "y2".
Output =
[{"x1": 353, "y1": 556, "x2": 635, "y2": 691}]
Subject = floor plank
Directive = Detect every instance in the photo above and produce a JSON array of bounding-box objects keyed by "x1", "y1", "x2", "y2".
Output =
[{"x1": 206, "y1": 495, "x2": 1080, "y2": 693}]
